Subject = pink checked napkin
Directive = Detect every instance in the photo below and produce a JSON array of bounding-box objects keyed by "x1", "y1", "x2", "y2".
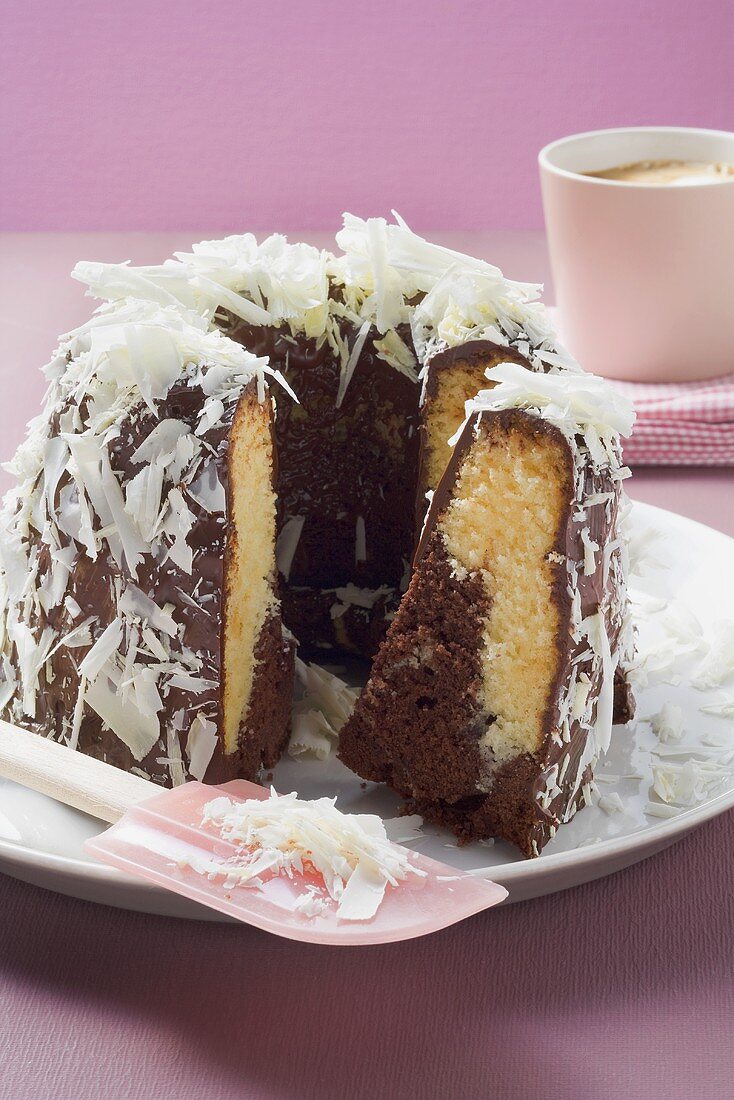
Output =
[
  {"x1": 549, "y1": 310, "x2": 734, "y2": 466},
  {"x1": 609, "y1": 372, "x2": 734, "y2": 466}
]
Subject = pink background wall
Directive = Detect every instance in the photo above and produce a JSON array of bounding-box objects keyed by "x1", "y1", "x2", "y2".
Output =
[{"x1": 2, "y1": 0, "x2": 732, "y2": 231}]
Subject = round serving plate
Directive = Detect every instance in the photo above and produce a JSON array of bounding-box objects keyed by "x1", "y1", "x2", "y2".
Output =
[{"x1": 1, "y1": 501, "x2": 733, "y2": 919}]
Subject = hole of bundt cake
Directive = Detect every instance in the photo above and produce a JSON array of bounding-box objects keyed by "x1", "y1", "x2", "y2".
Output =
[
  {"x1": 439, "y1": 414, "x2": 570, "y2": 765},
  {"x1": 416, "y1": 696, "x2": 436, "y2": 709}
]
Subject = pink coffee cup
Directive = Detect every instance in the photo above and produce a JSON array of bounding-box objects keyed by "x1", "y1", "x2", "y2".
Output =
[{"x1": 539, "y1": 127, "x2": 734, "y2": 382}]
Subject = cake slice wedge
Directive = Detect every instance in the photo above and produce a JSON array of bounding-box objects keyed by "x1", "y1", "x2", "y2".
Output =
[
  {"x1": 339, "y1": 364, "x2": 636, "y2": 857},
  {"x1": 0, "y1": 301, "x2": 294, "y2": 787}
]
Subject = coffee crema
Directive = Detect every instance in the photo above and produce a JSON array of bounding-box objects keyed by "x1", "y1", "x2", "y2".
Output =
[{"x1": 582, "y1": 159, "x2": 734, "y2": 186}]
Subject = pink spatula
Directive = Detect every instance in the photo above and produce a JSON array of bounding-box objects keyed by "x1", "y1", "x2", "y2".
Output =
[{"x1": 0, "y1": 720, "x2": 507, "y2": 945}]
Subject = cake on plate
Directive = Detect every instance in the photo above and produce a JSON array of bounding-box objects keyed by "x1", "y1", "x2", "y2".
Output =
[
  {"x1": 339, "y1": 365, "x2": 636, "y2": 856},
  {"x1": 0, "y1": 214, "x2": 635, "y2": 853}
]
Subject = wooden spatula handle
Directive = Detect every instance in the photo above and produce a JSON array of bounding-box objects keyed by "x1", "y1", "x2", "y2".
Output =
[{"x1": 0, "y1": 719, "x2": 158, "y2": 824}]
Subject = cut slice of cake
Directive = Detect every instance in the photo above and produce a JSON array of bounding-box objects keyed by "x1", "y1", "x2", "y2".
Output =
[
  {"x1": 339, "y1": 364, "x2": 636, "y2": 857},
  {"x1": 0, "y1": 301, "x2": 294, "y2": 785}
]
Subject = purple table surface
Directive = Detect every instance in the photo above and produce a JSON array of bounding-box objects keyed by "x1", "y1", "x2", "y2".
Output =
[{"x1": 1, "y1": 232, "x2": 733, "y2": 1100}]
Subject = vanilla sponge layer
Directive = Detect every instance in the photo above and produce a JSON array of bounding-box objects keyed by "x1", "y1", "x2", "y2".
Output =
[
  {"x1": 222, "y1": 392, "x2": 277, "y2": 756},
  {"x1": 423, "y1": 348, "x2": 523, "y2": 493},
  {"x1": 439, "y1": 415, "x2": 571, "y2": 763}
]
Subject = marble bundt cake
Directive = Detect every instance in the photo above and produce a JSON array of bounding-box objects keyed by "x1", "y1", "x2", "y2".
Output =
[
  {"x1": 339, "y1": 365, "x2": 636, "y2": 856},
  {"x1": 0, "y1": 215, "x2": 635, "y2": 849},
  {"x1": 0, "y1": 302, "x2": 294, "y2": 785}
]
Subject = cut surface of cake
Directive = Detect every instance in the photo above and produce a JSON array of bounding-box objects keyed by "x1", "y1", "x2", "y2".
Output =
[
  {"x1": 339, "y1": 364, "x2": 636, "y2": 857},
  {"x1": 0, "y1": 302, "x2": 294, "y2": 785},
  {"x1": 417, "y1": 339, "x2": 531, "y2": 529}
]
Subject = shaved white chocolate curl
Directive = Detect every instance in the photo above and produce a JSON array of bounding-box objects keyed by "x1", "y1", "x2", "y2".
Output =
[
  {"x1": 73, "y1": 212, "x2": 578, "y2": 401},
  {"x1": 462, "y1": 361, "x2": 636, "y2": 446}
]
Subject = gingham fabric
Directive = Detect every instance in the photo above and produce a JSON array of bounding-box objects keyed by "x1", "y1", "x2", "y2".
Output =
[{"x1": 609, "y1": 372, "x2": 734, "y2": 466}]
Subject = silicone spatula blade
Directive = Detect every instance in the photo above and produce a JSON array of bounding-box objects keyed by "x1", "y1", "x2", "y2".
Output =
[{"x1": 85, "y1": 779, "x2": 507, "y2": 945}]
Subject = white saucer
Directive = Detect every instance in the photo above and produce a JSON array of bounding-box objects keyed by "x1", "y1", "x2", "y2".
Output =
[{"x1": 1, "y1": 501, "x2": 733, "y2": 918}]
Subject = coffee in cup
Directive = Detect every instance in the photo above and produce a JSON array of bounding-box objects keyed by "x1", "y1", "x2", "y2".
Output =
[
  {"x1": 583, "y1": 159, "x2": 734, "y2": 186},
  {"x1": 539, "y1": 127, "x2": 734, "y2": 382}
]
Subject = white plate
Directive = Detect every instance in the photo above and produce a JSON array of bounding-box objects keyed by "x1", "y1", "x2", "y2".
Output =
[{"x1": 1, "y1": 501, "x2": 733, "y2": 919}]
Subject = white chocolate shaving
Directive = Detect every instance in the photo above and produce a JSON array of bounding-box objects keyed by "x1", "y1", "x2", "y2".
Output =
[
  {"x1": 200, "y1": 789, "x2": 424, "y2": 921},
  {"x1": 186, "y1": 715, "x2": 219, "y2": 780},
  {"x1": 649, "y1": 702, "x2": 684, "y2": 744},
  {"x1": 276, "y1": 516, "x2": 305, "y2": 582}
]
